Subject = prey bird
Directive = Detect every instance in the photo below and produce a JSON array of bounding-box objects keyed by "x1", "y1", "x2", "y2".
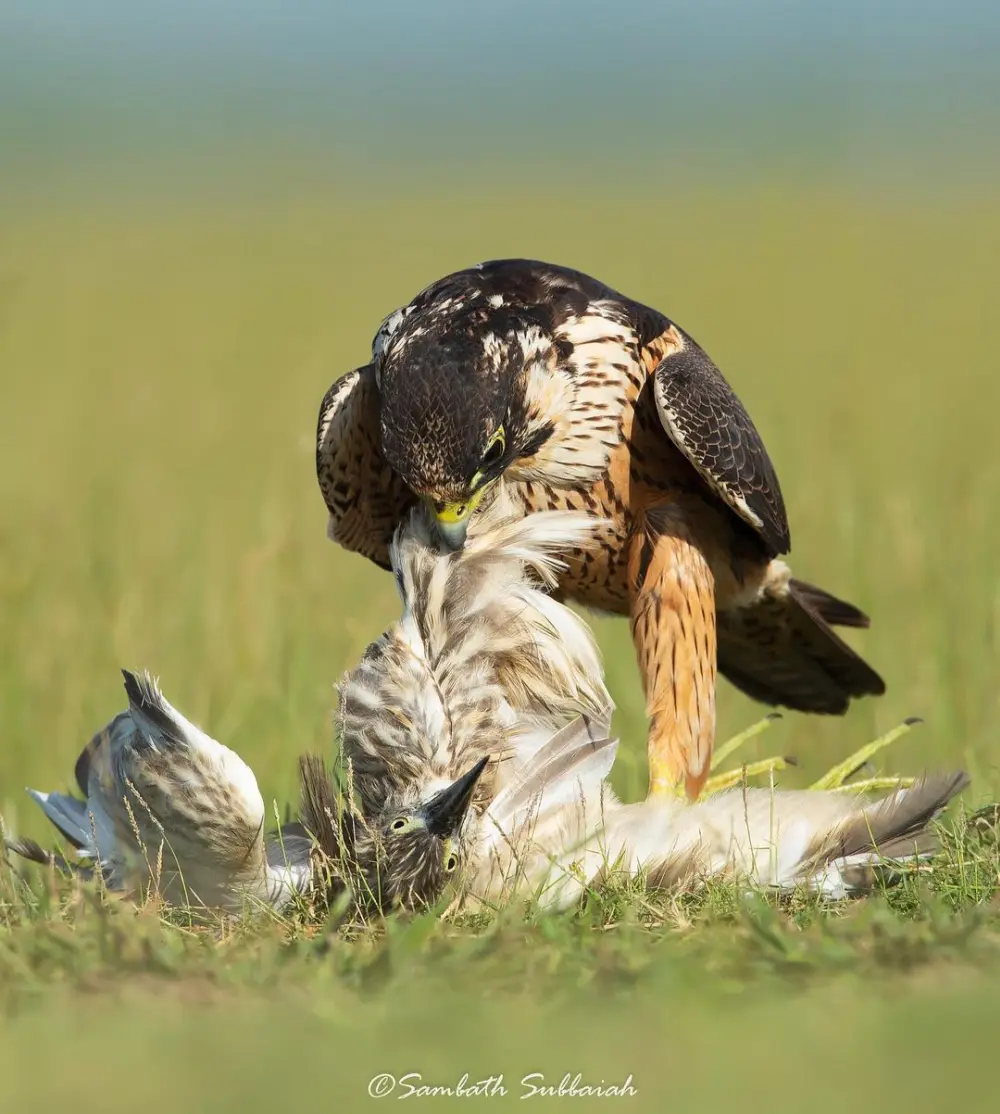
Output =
[
  {"x1": 7, "y1": 513, "x2": 969, "y2": 918},
  {"x1": 7, "y1": 670, "x2": 493, "y2": 917},
  {"x1": 5, "y1": 505, "x2": 612, "y2": 918},
  {"x1": 465, "y1": 722, "x2": 969, "y2": 912},
  {"x1": 317, "y1": 259, "x2": 885, "y2": 800},
  {"x1": 324, "y1": 504, "x2": 967, "y2": 913}
]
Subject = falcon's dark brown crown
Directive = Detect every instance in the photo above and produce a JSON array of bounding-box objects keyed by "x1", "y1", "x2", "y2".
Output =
[{"x1": 376, "y1": 306, "x2": 547, "y2": 500}]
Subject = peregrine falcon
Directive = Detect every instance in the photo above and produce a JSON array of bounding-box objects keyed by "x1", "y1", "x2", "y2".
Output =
[{"x1": 316, "y1": 259, "x2": 885, "y2": 800}]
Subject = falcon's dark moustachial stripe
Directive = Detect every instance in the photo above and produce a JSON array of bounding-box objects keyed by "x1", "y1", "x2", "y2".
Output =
[{"x1": 316, "y1": 259, "x2": 885, "y2": 800}]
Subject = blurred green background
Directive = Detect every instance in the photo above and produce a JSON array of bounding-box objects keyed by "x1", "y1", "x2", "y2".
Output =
[{"x1": 2, "y1": 2, "x2": 1000, "y2": 1107}]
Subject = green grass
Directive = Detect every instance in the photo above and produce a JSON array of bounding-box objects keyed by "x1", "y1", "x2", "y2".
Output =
[{"x1": 2, "y1": 182, "x2": 1000, "y2": 1109}]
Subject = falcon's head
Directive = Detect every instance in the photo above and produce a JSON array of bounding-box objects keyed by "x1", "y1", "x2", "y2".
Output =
[{"x1": 374, "y1": 301, "x2": 565, "y2": 548}]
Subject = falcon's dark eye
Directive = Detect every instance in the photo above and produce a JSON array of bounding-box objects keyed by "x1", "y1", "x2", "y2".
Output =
[
  {"x1": 444, "y1": 854, "x2": 458, "y2": 873},
  {"x1": 480, "y1": 426, "x2": 506, "y2": 470},
  {"x1": 482, "y1": 441, "x2": 504, "y2": 468}
]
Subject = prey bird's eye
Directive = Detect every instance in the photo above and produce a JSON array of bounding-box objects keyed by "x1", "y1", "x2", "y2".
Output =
[{"x1": 480, "y1": 426, "x2": 506, "y2": 470}]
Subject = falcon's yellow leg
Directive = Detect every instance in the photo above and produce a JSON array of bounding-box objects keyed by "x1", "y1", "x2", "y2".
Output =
[{"x1": 628, "y1": 522, "x2": 717, "y2": 801}]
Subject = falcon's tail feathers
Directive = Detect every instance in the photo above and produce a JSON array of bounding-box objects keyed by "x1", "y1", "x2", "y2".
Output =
[
  {"x1": 717, "y1": 569, "x2": 885, "y2": 715},
  {"x1": 790, "y1": 578, "x2": 871, "y2": 630}
]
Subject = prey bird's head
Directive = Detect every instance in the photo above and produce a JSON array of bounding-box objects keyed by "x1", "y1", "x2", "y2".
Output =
[
  {"x1": 321, "y1": 756, "x2": 490, "y2": 913},
  {"x1": 375, "y1": 301, "x2": 562, "y2": 548}
]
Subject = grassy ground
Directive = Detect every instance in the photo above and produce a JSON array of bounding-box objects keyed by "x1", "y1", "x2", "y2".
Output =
[{"x1": 2, "y1": 182, "x2": 1000, "y2": 1108}]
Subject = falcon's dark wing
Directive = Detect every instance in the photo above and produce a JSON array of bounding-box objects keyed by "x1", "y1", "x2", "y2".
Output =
[
  {"x1": 645, "y1": 323, "x2": 791, "y2": 557},
  {"x1": 316, "y1": 365, "x2": 415, "y2": 569}
]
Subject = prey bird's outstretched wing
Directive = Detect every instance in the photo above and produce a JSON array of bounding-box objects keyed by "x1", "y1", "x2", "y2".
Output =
[
  {"x1": 463, "y1": 715, "x2": 620, "y2": 912},
  {"x1": 599, "y1": 771, "x2": 969, "y2": 899},
  {"x1": 12, "y1": 670, "x2": 312, "y2": 914},
  {"x1": 483, "y1": 714, "x2": 617, "y2": 841}
]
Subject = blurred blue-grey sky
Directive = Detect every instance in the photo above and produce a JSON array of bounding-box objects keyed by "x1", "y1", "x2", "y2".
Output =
[{"x1": 3, "y1": 1, "x2": 999, "y2": 195}]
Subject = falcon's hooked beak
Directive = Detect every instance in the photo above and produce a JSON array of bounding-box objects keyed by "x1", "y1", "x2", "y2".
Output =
[
  {"x1": 421, "y1": 756, "x2": 490, "y2": 838},
  {"x1": 426, "y1": 489, "x2": 486, "y2": 551}
]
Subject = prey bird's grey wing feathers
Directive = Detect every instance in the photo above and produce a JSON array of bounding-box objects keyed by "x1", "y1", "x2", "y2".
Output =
[
  {"x1": 316, "y1": 364, "x2": 414, "y2": 568},
  {"x1": 24, "y1": 788, "x2": 94, "y2": 850},
  {"x1": 19, "y1": 670, "x2": 313, "y2": 914},
  {"x1": 649, "y1": 324, "x2": 790, "y2": 556}
]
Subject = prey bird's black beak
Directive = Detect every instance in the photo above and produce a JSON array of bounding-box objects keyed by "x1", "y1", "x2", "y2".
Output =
[{"x1": 421, "y1": 756, "x2": 490, "y2": 838}]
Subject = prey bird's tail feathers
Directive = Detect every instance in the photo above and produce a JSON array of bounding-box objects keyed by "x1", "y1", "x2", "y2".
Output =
[{"x1": 717, "y1": 564, "x2": 886, "y2": 716}]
